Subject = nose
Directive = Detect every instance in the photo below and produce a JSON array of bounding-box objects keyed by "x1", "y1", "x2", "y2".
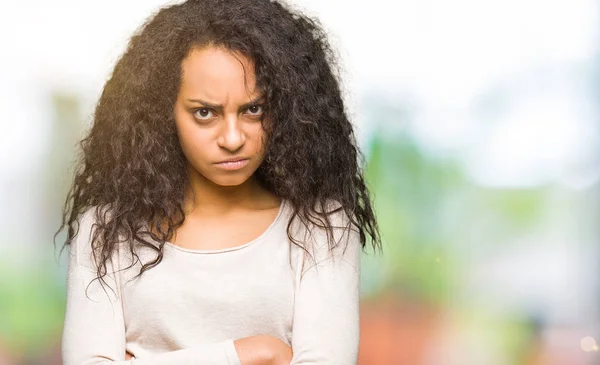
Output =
[{"x1": 216, "y1": 114, "x2": 246, "y2": 152}]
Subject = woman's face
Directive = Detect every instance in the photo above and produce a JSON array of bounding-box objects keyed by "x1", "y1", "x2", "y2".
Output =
[{"x1": 173, "y1": 46, "x2": 267, "y2": 187}]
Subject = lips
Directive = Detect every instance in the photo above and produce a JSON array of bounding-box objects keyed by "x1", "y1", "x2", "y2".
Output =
[
  {"x1": 214, "y1": 158, "x2": 250, "y2": 170},
  {"x1": 215, "y1": 157, "x2": 248, "y2": 164}
]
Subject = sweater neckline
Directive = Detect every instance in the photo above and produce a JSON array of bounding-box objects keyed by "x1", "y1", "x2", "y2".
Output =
[{"x1": 163, "y1": 198, "x2": 286, "y2": 254}]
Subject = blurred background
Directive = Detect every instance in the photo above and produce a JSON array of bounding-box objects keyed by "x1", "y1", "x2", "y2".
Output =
[{"x1": 0, "y1": 0, "x2": 598, "y2": 364}]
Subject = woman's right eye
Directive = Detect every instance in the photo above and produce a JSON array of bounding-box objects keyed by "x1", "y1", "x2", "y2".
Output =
[{"x1": 193, "y1": 108, "x2": 214, "y2": 120}]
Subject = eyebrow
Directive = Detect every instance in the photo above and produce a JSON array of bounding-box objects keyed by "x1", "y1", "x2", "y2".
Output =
[{"x1": 186, "y1": 96, "x2": 264, "y2": 112}]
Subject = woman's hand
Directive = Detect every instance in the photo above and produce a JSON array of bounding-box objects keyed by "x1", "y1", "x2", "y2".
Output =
[{"x1": 234, "y1": 335, "x2": 292, "y2": 365}]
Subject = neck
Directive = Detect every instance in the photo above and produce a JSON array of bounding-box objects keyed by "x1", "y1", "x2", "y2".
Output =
[{"x1": 183, "y1": 165, "x2": 268, "y2": 216}]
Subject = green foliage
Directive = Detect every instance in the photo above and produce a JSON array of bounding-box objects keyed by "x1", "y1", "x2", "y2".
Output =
[
  {"x1": 0, "y1": 261, "x2": 65, "y2": 356},
  {"x1": 362, "y1": 130, "x2": 547, "y2": 305}
]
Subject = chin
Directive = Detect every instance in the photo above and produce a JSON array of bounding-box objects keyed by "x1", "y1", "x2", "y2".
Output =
[
  {"x1": 213, "y1": 179, "x2": 249, "y2": 187},
  {"x1": 207, "y1": 173, "x2": 255, "y2": 187}
]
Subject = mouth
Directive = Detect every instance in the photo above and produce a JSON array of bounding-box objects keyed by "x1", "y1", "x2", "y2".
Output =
[{"x1": 214, "y1": 158, "x2": 250, "y2": 170}]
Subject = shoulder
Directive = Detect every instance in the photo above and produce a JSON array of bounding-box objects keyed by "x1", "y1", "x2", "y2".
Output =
[
  {"x1": 69, "y1": 207, "x2": 99, "y2": 265},
  {"x1": 72, "y1": 206, "x2": 111, "y2": 248},
  {"x1": 290, "y1": 199, "x2": 362, "y2": 270},
  {"x1": 75, "y1": 205, "x2": 111, "y2": 236},
  {"x1": 317, "y1": 199, "x2": 356, "y2": 228},
  {"x1": 310, "y1": 198, "x2": 360, "y2": 244},
  {"x1": 69, "y1": 206, "x2": 120, "y2": 272}
]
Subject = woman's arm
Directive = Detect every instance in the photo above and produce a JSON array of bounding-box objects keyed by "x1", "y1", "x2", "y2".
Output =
[
  {"x1": 61, "y1": 209, "x2": 242, "y2": 365},
  {"x1": 234, "y1": 335, "x2": 292, "y2": 365},
  {"x1": 122, "y1": 337, "x2": 291, "y2": 365},
  {"x1": 289, "y1": 208, "x2": 362, "y2": 365}
]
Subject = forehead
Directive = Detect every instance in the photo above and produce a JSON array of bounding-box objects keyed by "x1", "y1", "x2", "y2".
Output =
[{"x1": 179, "y1": 46, "x2": 259, "y2": 97}]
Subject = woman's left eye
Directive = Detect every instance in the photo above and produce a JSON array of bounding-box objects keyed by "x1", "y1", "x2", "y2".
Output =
[{"x1": 246, "y1": 105, "x2": 264, "y2": 116}]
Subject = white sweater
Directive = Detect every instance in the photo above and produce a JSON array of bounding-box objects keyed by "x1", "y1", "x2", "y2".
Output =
[{"x1": 61, "y1": 199, "x2": 361, "y2": 364}]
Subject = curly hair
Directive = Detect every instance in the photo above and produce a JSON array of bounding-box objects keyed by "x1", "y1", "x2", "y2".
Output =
[{"x1": 55, "y1": 0, "x2": 381, "y2": 291}]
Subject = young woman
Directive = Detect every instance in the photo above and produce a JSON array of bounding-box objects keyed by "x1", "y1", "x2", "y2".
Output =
[{"x1": 57, "y1": 0, "x2": 381, "y2": 364}]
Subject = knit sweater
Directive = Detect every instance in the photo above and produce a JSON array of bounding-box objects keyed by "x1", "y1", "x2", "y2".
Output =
[{"x1": 61, "y1": 199, "x2": 361, "y2": 364}]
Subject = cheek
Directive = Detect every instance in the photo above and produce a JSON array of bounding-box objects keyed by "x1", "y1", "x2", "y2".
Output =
[
  {"x1": 249, "y1": 128, "x2": 268, "y2": 158},
  {"x1": 179, "y1": 131, "x2": 211, "y2": 161},
  {"x1": 174, "y1": 120, "x2": 212, "y2": 163}
]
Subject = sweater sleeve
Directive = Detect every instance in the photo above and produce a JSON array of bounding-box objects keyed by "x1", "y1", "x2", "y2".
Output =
[
  {"x1": 289, "y1": 206, "x2": 362, "y2": 365},
  {"x1": 61, "y1": 209, "x2": 242, "y2": 365}
]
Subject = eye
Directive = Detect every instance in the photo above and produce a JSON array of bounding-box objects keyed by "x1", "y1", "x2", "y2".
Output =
[
  {"x1": 193, "y1": 108, "x2": 215, "y2": 120},
  {"x1": 245, "y1": 105, "x2": 264, "y2": 116}
]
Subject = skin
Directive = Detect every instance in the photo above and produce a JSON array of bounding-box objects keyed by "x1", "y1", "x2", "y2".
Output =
[
  {"x1": 170, "y1": 45, "x2": 282, "y2": 251},
  {"x1": 133, "y1": 46, "x2": 293, "y2": 364}
]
